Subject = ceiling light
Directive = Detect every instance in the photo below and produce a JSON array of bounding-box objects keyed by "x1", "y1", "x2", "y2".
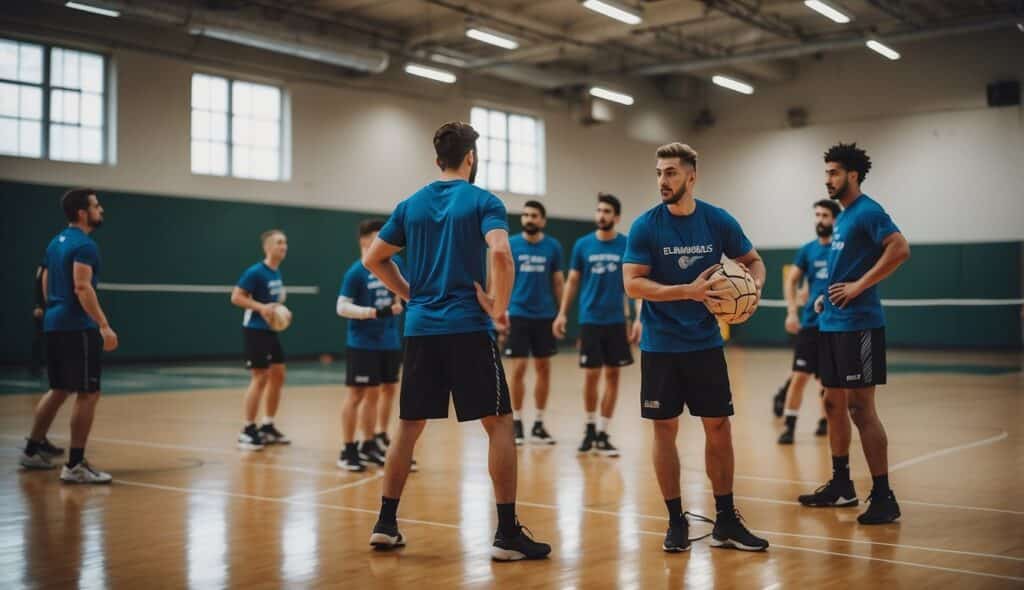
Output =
[
  {"x1": 803, "y1": 0, "x2": 851, "y2": 24},
  {"x1": 465, "y1": 28, "x2": 519, "y2": 50},
  {"x1": 65, "y1": 1, "x2": 120, "y2": 17},
  {"x1": 429, "y1": 53, "x2": 468, "y2": 68},
  {"x1": 581, "y1": 0, "x2": 642, "y2": 26},
  {"x1": 865, "y1": 39, "x2": 900, "y2": 60},
  {"x1": 404, "y1": 63, "x2": 457, "y2": 84},
  {"x1": 589, "y1": 86, "x2": 634, "y2": 106},
  {"x1": 712, "y1": 75, "x2": 754, "y2": 95}
]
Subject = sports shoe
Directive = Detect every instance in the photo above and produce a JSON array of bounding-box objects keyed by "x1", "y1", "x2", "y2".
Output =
[
  {"x1": 19, "y1": 450, "x2": 56, "y2": 470},
  {"x1": 359, "y1": 440, "x2": 386, "y2": 467},
  {"x1": 337, "y1": 447, "x2": 366, "y2": 472},
  {"x1": 857, "y1": 489, "x2": 901, "y2": 525},
  {"x1": 798, "y1": 479, "x2": 858, "y2": 507},
  {"x1": 814, "y1": 418, "x2": 828, "y2": 436},
  {"x1": 491, "y1": 521, "x2": 551, "y2": 561},
  {"x1": 530, "y1": 421, "x2": 556, "y2": 445},
  {"x1": 258, "y1": 423, "x2": 291, "y2": 445},
  {"x1": 772, "y1": 379, "x2": 789, "y2": 417},
  {"x1": 595, "y1": 432, "x2": 619, "y2": 457},
  {"x1": 375, "y1": 432, "x2": 390, "y2": 450},
  {"x1": 39, "y1": 438, "x2": 65, "y2": 457},
  {"x1": 369, "y1": 520, "x2": 405, "y2": 550},
  {"x1": 513, "y1": 420, "x2": 525, "y2": 446},
  {"x1": 60, "y1": 460, "x2": 112, "y2": 484},
  {"x1": 663, "y1": 517, "x2": 690, "y2": 552},
  {"x1": 578, "y1": 424, "x2": 597, "y2": 453},
  {"x1": 237, "y1": 425, "x2": 265, "y2": 451},
  {"x1": 777, "y1": 429, "x2": 794, "y2": 445},
  {"x1": 409, "y1": 458, "x2": 419, "y2": 473},
  {"x1": 711, "y1": 508, "x2": 769, "y2": 551}
]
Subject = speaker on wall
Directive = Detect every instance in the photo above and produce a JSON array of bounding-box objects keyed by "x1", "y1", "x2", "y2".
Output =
[{"x1": 987, "y1": 80, "x2": 1021, "y2": 107}]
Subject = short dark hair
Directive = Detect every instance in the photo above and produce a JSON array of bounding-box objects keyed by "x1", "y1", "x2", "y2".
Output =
[
  {"x1": 358, "y1": 218, "x2": 386, "y2": 237},
  {"x1": 433, "y1": 121, "x2": 479, "y2": 170},
  {"x1": 824, "y1": 142, "x2": 872, "y2": 184},
  {"x1": 656, "y1": 142, "x2": 698, "y2": 170},
  {"x1": 261, "y1": 229, "x2": 284, "y2": 247},
  {"x1": 523, "y1": 200, "x2": 546, "y2": 218},
  {"x1": 813, "y1": 199, "x2": 840, "y2": 217},
  {"x1": 597, "y1": 193, "x2": 621, "y2": 216},
  {"x1": 61, "y1": 188, "x2": 95, "y2": 222}
]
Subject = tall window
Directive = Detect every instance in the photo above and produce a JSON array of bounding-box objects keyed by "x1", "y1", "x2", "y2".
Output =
[
  {"x1": 471, "y1": 106, "x2": 545, "y2": 195},
  {"x1": 0, "y1": 37, "x2": 108, "y2": 163},
  {"x1": 191, "y1": 73, "x2": 285, "y2": 181}
]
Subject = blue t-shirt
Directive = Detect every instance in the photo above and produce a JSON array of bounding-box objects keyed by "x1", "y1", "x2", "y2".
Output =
[
  {"x1": 793, "y1": 239, "x2": 832, "y2": 328},
  {"x1": 43, "y1": 227, "x2": 100, "y2": 332},
  {"x1": 237, "y1": 262, "x2": 284, "y2": 331},
  {"x1": 624, "y1": 200, "x2": 753, "y2": 353},
  {"x1": 819, "y1": 194, "x2": 900, "y2": 332},
  {"x1": 509, "y1": 235, "x2": 562, "y2": 319},
  {"x1": 339, "y1": 257, "x2": 402, "y2": 351},
  {"x1": 571, "y1": 232, "x2": 628, "y2": 325},
  {"x1": 378, "y1": 179, "x2": 508, "y2": 337}
]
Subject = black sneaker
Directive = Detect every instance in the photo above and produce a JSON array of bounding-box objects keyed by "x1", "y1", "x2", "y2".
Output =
[
  {"x1": 777, "y1": 429, "x2": 794, "y2": 445},
  {"x1": 530, "y1": 421, "x2": 556, "y2": 445},
  {"x1": 798, "y1": 479, "x2": 858, "y2": 507},
  {"x1": 39, "y1": 438, "x2": 65, "y2": 458},
  {"x1": 578, "y1": 424, "x2": 597, "y2": 453},
  {"x1": 814, "y1": 418, "x2": 828, "y2": 436},
  {"x1": 375, "y1": 432, "x2": 390, "y2": 451},
  {"x1": 663, "y1": 517, "x2": 690, "y2": 552},
  {"x1": 772, "y1": 379, "x2": 789, "y2": 417},
  {"x1": 857, "y1": 489, "x2": 901, "y2": 525},
  {"x1": 237, "y1": 425, "x2": 265, "y2": 451},
  {"x1": 359, "y1": 440, "x2": 386, "y2": 467},
  {"x1": 595, "y1": 432, "x2": 619, "y2": 457},
  {"x1": 513, "y1": 420, "x2": 524, "y2": 446},
  {"x1": 711, "y1": 509, "x2": 769, "y2": 551},
  {"x1": 369, "y1": 520, "x2": 405, "y2": 550},
  {"x1": 258, "y1": 423, "x2": 291, "y2": 445},
  {"x1": 491, "y1": 522, "x2": 551, "y2": 561},
  {"x1": 337, "y1": 447, "x2": 366, "y2": 472}
]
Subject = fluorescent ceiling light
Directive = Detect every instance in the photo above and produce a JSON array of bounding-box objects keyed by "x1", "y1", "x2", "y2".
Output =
[
  {"x1": 429, "y1": 53, "x2": 468, "y2": 68},
  {"x1": 865, "y1": 39, "x2": 900, "y2": 60},
  {"x1": 465, "y1": 28, "x2": 519, "y2": 50},
  {"x1": 404, "y1": 63, "x2": 457, "y2": 84},
  {"x1": 803, "y1": 0, "x2": 851, "y2": 24},
  {"x1": 581, "y1": 0, "x2": 642, "y2": 26},
  {"x1": 589, "y1": 86, "x2": 634, "y2": 106},
  {"x1": 65, "y1": 1, "x2": 120, "y2": 17},
  {"x1": 712, "y1": 75, "x2": 754, "y2": 95}
]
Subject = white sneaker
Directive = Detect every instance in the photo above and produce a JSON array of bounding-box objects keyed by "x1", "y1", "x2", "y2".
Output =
[
  {"x1": 20, "y1": 451, "x2": 56, "y2": 470},
  {"x1": 60, "y1": 460, "x2": 112, "y2": 484}
]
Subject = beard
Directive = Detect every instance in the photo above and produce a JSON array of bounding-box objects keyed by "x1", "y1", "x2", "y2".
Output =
[
  {"x1": 661, "y1": 184, "x2": 686, "y2": 205},
  {"x1": 596, "y1": 219, "x2": 614, "y2": 231},
  {"x1": 523, "y1": 223, "x2": 540, "y2": 235},
  {"x1": 827, "y1": 179, "x2": 847, "y2": 201},
  {"x1": 89, "y1": 217, "x2": 103, "y2": 229},
  {"x1": 815, "y1": 223, "x2": 833, "y2": 238},
  {"x1": 468, "y1": 151, "x2": 479, "y2": 184}
]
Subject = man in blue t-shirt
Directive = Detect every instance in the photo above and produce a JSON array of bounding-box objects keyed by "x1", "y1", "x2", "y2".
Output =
[
  {"x1": 797, "y1": 143, "x2": 910, "y2": 526},
  {"x1": 553, "y1": 193, "x2": 640, "y2": 457},
  {"x1": 505, "y1": 200, "x2": 564, "y2": 445},
  {"x1": 776, "y1": 199, "x2": 840, "y2": 445},
  {"x1": 335, "y1": 219, "x2": 406, "y2": 472},
  {"x1": 230, "y1": 230, "x2": 290, "y2": 450},
  {"x1": 623, "y1": 142, "x2": 769, "y2": 553},
  {"x1": 361, "y1": 121, "x2": 550, "y2": 560},
  {"x1": 20, "y1": 189, "x2": 118, "y2": 484}
]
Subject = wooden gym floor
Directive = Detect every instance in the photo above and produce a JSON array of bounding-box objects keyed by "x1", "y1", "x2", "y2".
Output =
[{"x1": 1, "y1": 347, "x2": 1022, "y2": 589}]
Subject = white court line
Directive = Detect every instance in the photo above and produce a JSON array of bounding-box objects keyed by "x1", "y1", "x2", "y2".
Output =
[
  {"x1": 97, "y1": 282, "x2": 319, "y2": 295},
  {"x1": 285, "y1": 472, "x2": 383, "y2": 501},
  {"x1": 759, "y1": 298, "x2": 1024, "y2": 307},
  {"x1": 891, "y1": 431, "x2": 1009, "y2": 472}
]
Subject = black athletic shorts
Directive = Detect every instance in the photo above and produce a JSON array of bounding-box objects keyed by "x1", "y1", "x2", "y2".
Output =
[
  {"x1": 579, "y1": 323, "x2": 634, "y2": 368},
  {"x1": 46, "y1": 329, "x2": 102, "y2": 393},
  {"x1": 791, "y1": 327, "x2": 820, "y2": 376},
  {"x1": 400, "y1": 331, "x2": 512, "y2": 422},
  {"x1": 640, "y1": 347, "x2": 733, "y2": 419},
  {"x1": 243, "y1": 328, "x2": 284, "y2": 369},
  {"x1": 346, "y1": 348, "x2": 402, "y2": 387},
  {"x1": 819, "y1": 328, "x2": 887, "y2": 389},
  {"x1": 504, "y1": 317, "x2": 557, "y2": 358}
]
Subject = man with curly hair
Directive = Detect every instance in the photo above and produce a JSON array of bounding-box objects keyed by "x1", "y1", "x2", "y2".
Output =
[{"x1": 798, "y1": 143, "x2": 911, "y2": 525}]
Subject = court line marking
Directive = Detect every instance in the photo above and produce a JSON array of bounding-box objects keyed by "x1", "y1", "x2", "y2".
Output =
[
  {"x1": 891, "y1": 430, "x2": 1009, "y2": 472},
  {"x1": 284, "y1": 472, "x2": 384, "y2": 500},
  {"x1": 760, "y1": 298, "x2": 1024, "y2": 307},
  {"x1": 97, "y1": 282, "x2": 319, "y2": 295},
  {"x1": 113, "y1": 478, "x2": 1023, "y2": 582}
]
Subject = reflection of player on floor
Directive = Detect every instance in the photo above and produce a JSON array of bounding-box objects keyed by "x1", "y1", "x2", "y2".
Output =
[
  {"x1": 362, "y1": 121, "x2": 550, "y2": 560},
  {"x1": 20, "y1": 189, "x2": 117, "y2": 483},
  {"x1": 505, "y1": 201, "x2": 564, "y2": 445},
  {"x1": 553, "y1": 193, "x2": 640, "y2": 456},
  {"x1": 230, "y1": 230, "x2": 290, "y2": 450},
  {"x1": 336, "y1": 219, "x2": 406, "y2": 472},
  {"x1": 624, "y1": 143, "x2": 769, "y2": 553},
  {"x1": 777, "y1": 200, "x2": 839, "y2": 444},
  {"x1": 799, "y1": 143, "x2": 910, "y2": 525}
]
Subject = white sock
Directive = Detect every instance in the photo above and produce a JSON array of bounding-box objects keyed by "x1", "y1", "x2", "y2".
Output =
[
  {"x1": 784, "y1": 409, "x2": 799, "y2": 417},
  {"x1": 585, "y1": 412, "x2": 597, "y2": 424},
  {"x1": 598, "y1": 415, "x2": 611, "y2": 433},
  {"x1": 512, "y1": 410, "x2": 522, "y2": 422},
  {"x1": 535, "y1": 409, "x2": 545, "y2": 423},
  {"x1": 262, "y1": 416, "x2": 275, "y2": 425}
]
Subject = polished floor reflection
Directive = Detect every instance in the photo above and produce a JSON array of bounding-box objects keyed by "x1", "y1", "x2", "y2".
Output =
[{"x1": 2, "y1": 348, "x2": 1022, "y2": 588}]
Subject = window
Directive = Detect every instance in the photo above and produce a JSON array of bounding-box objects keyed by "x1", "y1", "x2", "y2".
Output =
[
  {"x1": 191, "y1": 73, "x2": 286, "y2": 181},
  {"x1": 0, "y1": 37, "x2": 108, "y2": 163},
  {"x1": 470, "y1": 106, "x2": 545, "y2": 195}
]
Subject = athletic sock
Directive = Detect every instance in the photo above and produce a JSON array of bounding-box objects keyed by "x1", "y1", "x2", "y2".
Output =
[
  {"x1": 512, "y1": 410, "x2": 522, "y2": 422},
  {"x1": 497, "y1": 502, "x2": 517, "y2": 537},
  {"x1": 262, "y1": 416, "x2": 275, "y2": 425},
  {"x1": 68, "y1": 447, "x2": 85, "y2": 468},
  {"x1": 535, "y1": 409, "x2": 545, "y2": 422},
  {"x1": 714, "y1": 493, "x2": 735, "y2": 516},
  {"x1": 598, "y1": 415, "x2": 611, "y2": 433},
  {"x1": 872, "y1": 474, "x2": 891, "y2": 494},
  {"x1": 784, "y1": 414, "x2": 797, "y2": 430},
  {"x1": 25, "y1": 438, "x2": 42, "y2": 456},
  {"x1": 379, "y1": 496, "x2": 400, "y2": 525},
  {"x1": 585, "y1": 411, "x2": 596, "y2": 425},
  {"x1": 832, "y1": 455, "x2": 851, "y2": 482},
  {"x1": 665, "y1": 497, "x2": 684, "y2": 524}
]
